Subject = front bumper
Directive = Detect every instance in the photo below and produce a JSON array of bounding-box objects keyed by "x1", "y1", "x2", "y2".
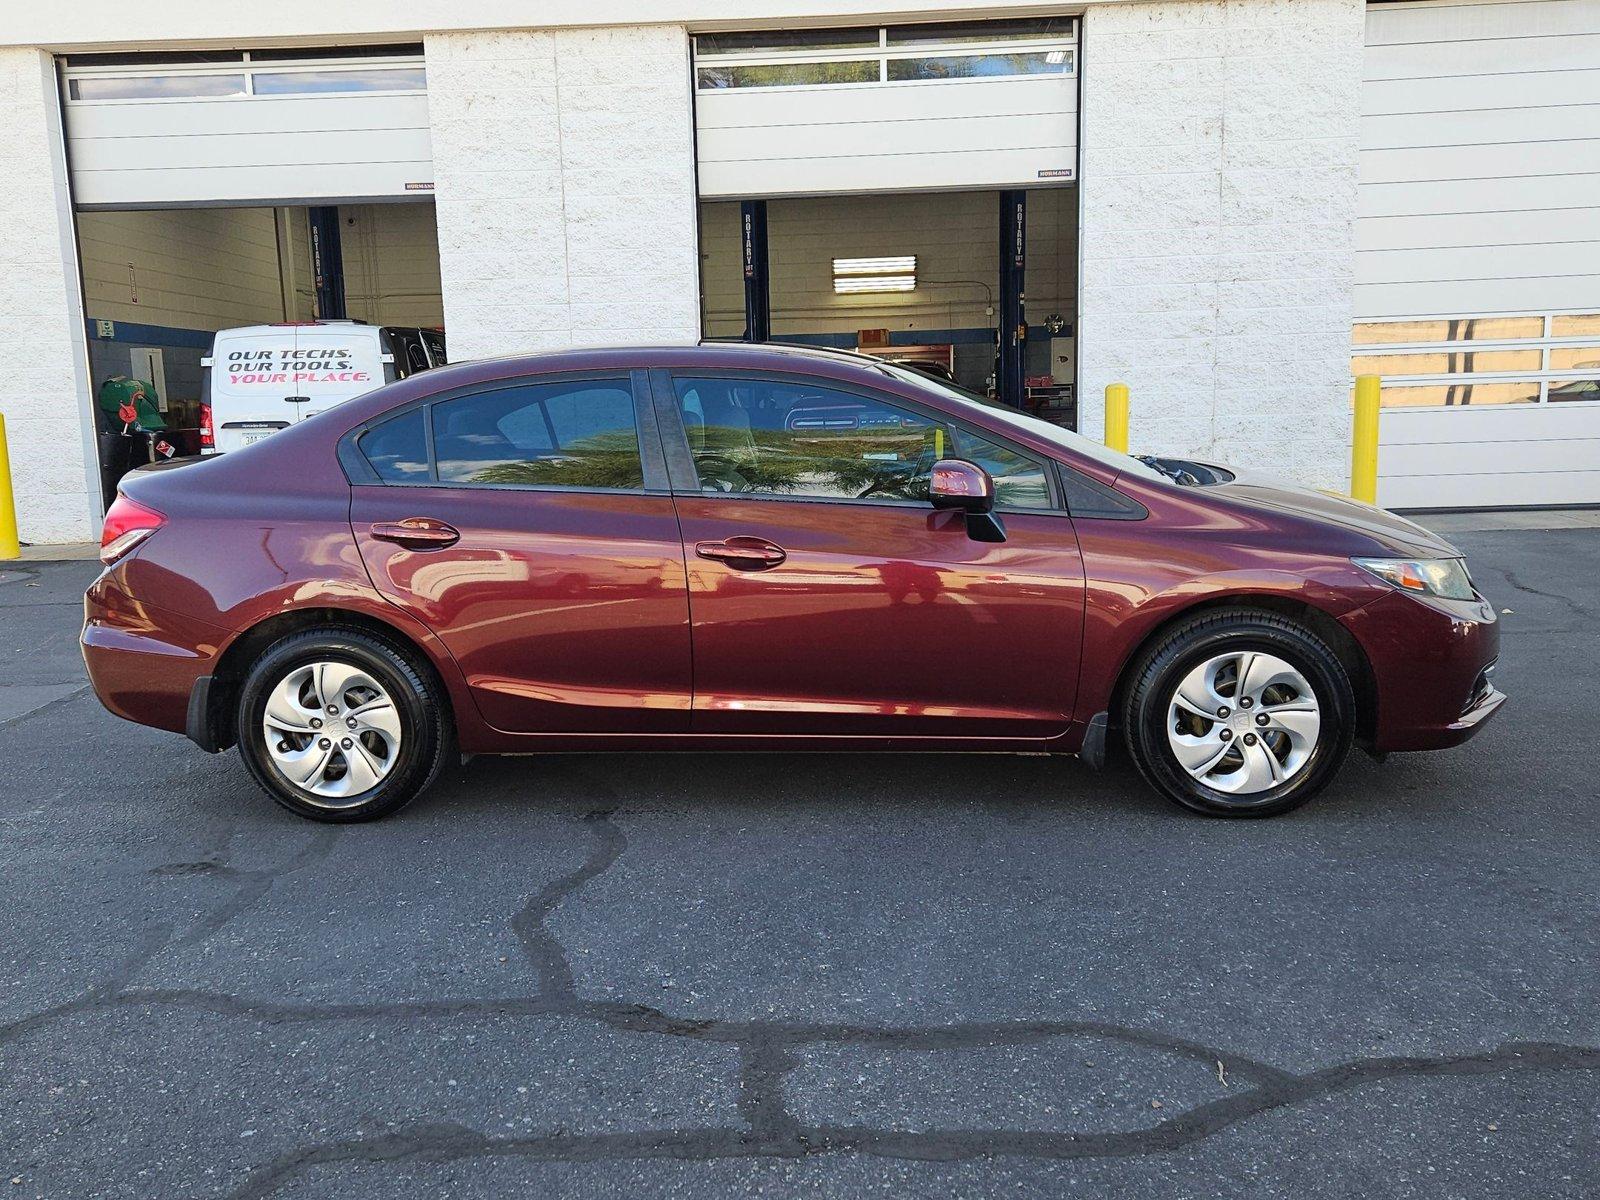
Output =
[{"x1": 1339, "y1": 588, "x2": 1504, "y2": 752}]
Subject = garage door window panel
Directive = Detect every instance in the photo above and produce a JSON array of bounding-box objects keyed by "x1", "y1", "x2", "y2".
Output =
[
  {"x1": 697, "y1": 61, "x2": 879, "y2": 89},
  {"x1": 671, "y1": 377, "x2": 1049, "y2": 509},
  {"x1": 252, "y1": 67, "x2": 428, "y2": 95},
  {"x1": 1351, "y1": 349, "x2": 1542, "y2": 376},
  {"x1": 1354, "y1": 316, "x2": 1544, "y2": 345},
  {"x1": 886, "y1": 51, "x2": 1072, "y2": 81},
  {"x1": 1552, "y1": 315, "x2": 1600, "y2": 338},
  {"x1": 693, "y1": 18, "x2": 1076, "y2": 93},
  {"x1": 885, "y1": 17, "x2": 1075, "y2": 45},
  {"x1": 1547, "y1": 379, "x2": 1600, "y2": 402},
  {"x1": 1351, "y1": 311, "x2": 1600, "y2": 407},
  {"x1": 1377, "y1": 381, "x2": 1542, "y2": 408},
  {"x1": 431, "y1": 381, "x2": 645, "y2": 491},
  {"x1": 695, "y1": 29, "x2": 879, "y2": 55},
  {"x1": 1548, "y1": 347, "x2": 1600, "y2": 371},
  {"x1": 68, "y1": 74, "x2": 248, "y2": 100}
]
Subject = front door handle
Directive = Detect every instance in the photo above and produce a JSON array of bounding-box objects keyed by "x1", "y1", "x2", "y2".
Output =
[
  {"x1": 695, "y1": 536, "x2": 787, "y2": 571},
  {"x1": 370, "y1": 518, "x2": 460, "y2": 550}
]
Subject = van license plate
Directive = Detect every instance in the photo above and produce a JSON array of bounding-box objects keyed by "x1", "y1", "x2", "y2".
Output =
[{"x1": 240, "y1": 430, "x2": 276, "y2": 445}]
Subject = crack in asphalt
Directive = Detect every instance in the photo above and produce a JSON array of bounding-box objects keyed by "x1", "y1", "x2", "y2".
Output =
[
  {"x1": 1480, "y1": 564, "x2": 1595, "y2": 620},
  {"x1": 7, "y1": 803, "x2": 1592, "y2": 1197},
  {"x1": 6, "y1": 678, "x2": 1598, "y2": 1194},
  {"x1": 0, "y1": 683, "x2": 93, "y2": 729},
  {"x1": 510, "y1": 809, "x2": 627, "y2": 1003},
  {"x1": 0, "y1": 824, "x2": 339, "y2": 1048},
  {"x1": 215, "y1": 1042, "x2": 1600, "y2": 1197},
  {"x1": 163, "y1": 827, "x2": 340, "y2": 956}
]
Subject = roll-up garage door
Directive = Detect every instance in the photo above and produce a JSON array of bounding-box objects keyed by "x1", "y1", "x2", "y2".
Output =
[
  {"x1": 693, "y1": 17, "x2": 1078, "y2": 198},
  {"x1": 1358, "y1": 0, "x2": 1600, "y2": 509},
  {"x1": 60, "y1": 48, "x2": 433, "y2": 208}
]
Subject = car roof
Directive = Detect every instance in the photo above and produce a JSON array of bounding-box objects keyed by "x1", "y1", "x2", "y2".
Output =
[
  {"x1": 399, "y1": 341, "x2": 896, "y2": 389},
  {"x1": 211, "y1": 322, "x2": 388, "y2": 340}
]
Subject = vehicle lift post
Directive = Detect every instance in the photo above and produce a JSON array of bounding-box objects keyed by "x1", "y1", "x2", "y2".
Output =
[
  {"x1": 741, "y1": 200, "x2": 771, "y2": 344},
  {"x1": 308, "y1": 206, "x2": 348, "y2": 321},
  {"x1": 998, "y1": 190, "x2": 1027, "y2": 409}
]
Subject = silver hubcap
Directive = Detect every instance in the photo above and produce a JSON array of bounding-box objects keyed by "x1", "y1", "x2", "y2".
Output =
[
  {"x1": 262, "y1": 661, "x2": 402, "y2": 806},
  {"x1": 1166, "y1": 650, "x2": 1321, "y2": 796}
]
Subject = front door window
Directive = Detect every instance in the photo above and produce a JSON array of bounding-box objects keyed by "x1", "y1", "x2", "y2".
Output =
[{"x1": 671, "y1": 376, "x2": 1051, "y2": 509}]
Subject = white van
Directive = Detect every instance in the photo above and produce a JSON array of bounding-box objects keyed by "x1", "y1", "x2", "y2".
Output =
[{"x1": 200, "y1": 321, "x2": 446, "y2": 454}]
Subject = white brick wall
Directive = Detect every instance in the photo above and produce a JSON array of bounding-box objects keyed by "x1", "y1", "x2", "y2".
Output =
[
  {"x1": 0, "y1": 48, "x2": 99, "y2": 543},
  {"x1": 426, "y1": 25, "x2": 700, "y2": 360},
  {"x1": 1077, "y1": 0, "x2": 1363, "y2": 489}
]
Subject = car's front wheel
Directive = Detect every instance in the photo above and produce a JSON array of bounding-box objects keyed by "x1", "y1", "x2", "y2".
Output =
[
  {"x1": 1122, "y1": 609, "x2": 1354, "y2": 817},
  {"x1": 236, "y1": 628, "x2": 451, "y2": 822}
]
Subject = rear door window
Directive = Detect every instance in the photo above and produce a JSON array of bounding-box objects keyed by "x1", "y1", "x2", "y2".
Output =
[{"x1": 430, "y1": 379, "x2": 644, "y2": 489}]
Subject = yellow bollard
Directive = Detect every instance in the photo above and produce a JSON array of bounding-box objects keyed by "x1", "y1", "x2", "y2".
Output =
[
  {"x1": 0, "y1": 413, "x2": 19, "y2": 560},
  {"x1": 1104, "y1": 382, "x2": 1130, "y2": 454},
  {"x1": 1351, "y1": 375, "x2": 1380, "y2": 505}
]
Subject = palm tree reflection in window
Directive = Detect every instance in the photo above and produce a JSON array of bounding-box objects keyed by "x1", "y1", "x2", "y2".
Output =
[
  {"x1": 687, "y1": 422, "x2": 939, "y2": 500},
  {"x1": 462, "y1": 431, "x2": 647, "y2": 490}
]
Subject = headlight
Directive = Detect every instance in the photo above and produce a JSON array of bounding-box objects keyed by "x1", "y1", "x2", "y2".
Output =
[{"x1": 1352, "y1": 556, "x2": 1476, "y2": 601}]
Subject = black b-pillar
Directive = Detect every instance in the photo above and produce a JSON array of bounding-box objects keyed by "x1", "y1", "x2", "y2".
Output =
[
  {"x1": 997, "y1": 190, "x2": 1026, "y2": 408},
  {"x1": 741, "y1": 200, "x2": 770, "y2": 343}
]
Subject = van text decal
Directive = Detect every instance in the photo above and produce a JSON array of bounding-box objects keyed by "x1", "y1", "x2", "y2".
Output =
[{"x1": 225, "y1": 347, "x2": 372, "y2": 387}]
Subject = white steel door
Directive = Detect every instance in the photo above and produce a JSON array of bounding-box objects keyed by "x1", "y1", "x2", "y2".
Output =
[{"x1": 1356, "y1": 0, "x2": 1600, "y2": 508}]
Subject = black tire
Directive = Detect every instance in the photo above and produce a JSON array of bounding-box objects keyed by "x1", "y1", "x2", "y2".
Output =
[
  {"x1": 1121, "y1": 608, "x2": 1354, "y2": 818},
  {"x1": 236, "y1": 628, "x2": 451, "y2": 823}
]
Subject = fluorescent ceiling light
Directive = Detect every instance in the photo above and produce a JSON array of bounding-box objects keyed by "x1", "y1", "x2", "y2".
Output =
[
  {"x1": 832, "y1": 255, "x2": 916, "y2": 276},
  {"x1": 834, "y1": 275, "x2": 917, "y2": 294}
]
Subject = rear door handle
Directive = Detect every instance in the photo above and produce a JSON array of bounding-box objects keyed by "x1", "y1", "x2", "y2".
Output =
[
  {"x1": 695, "y1": 536, "x2": 787, "y2": 571},
  {"x1": 370, "y1": 518, "x2": 460, "y2": 550}
]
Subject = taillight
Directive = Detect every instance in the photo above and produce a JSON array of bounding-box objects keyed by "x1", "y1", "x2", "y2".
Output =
[
  {"x1": 100, "y1": 496, "x2": 165, "y2": 564},
  {"x1": 199, "y1": 403, "x2": 214, "y2": 450}
]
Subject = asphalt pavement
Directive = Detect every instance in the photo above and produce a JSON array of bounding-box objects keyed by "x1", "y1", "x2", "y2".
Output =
[{"x1": 0, "y1": 525, "x2": 1595, "y2": 1198}]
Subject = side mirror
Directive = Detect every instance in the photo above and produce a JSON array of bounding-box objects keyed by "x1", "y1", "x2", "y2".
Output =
[
  {"x1": 929, "y1": 458, "x2": 1006, "y2": 543},
  {"x1": 929, "y1": 458, "x2": 994, "y2": 513}
]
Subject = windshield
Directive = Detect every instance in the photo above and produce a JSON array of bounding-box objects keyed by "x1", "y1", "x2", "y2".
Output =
[{"x1": 875, "y1": 362, "x2": 1168, "y2": 483}]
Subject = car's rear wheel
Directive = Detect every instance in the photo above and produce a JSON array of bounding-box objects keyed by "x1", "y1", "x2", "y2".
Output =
[
  {"x1": 1122, "y1": 608, "x2": 1354, "y2": 817},
  {"x1": 236, "y1": 628, "x2": 450, "y2": 822}
]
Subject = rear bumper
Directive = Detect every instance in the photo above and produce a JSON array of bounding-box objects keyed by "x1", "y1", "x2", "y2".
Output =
[
  {"x1": 81, "y1": 570, "x2": 228, "y2": 737},
  {"x1": 1339, "y1": 589, "x2": 1504, "y2": 752}
]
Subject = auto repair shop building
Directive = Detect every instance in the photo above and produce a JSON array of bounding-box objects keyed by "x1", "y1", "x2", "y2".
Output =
[{"x1": 2, "y1": 0, "x2": 1596, "y2": 543}]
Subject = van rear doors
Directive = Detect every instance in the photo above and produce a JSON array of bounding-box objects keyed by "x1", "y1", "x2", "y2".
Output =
[{"x1": 204, "y1": 324, "x2": 389, "y2": 453}]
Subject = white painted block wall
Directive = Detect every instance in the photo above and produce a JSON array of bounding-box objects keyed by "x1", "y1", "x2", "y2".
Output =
[
  {"x1": 1077, "y1": 0, "x2": 1364, "y2": 489},
  {"x1": 425, "y1": 26, "x2": 700, "y2": 359},
  {"x1": 0, "y1": 48, "x2": 99, "y2": 544}
]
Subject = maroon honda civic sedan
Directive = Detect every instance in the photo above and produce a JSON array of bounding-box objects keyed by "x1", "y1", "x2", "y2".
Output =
[{"x1": 83, "y1": 343, "x2": 1504, "y2": 822}]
